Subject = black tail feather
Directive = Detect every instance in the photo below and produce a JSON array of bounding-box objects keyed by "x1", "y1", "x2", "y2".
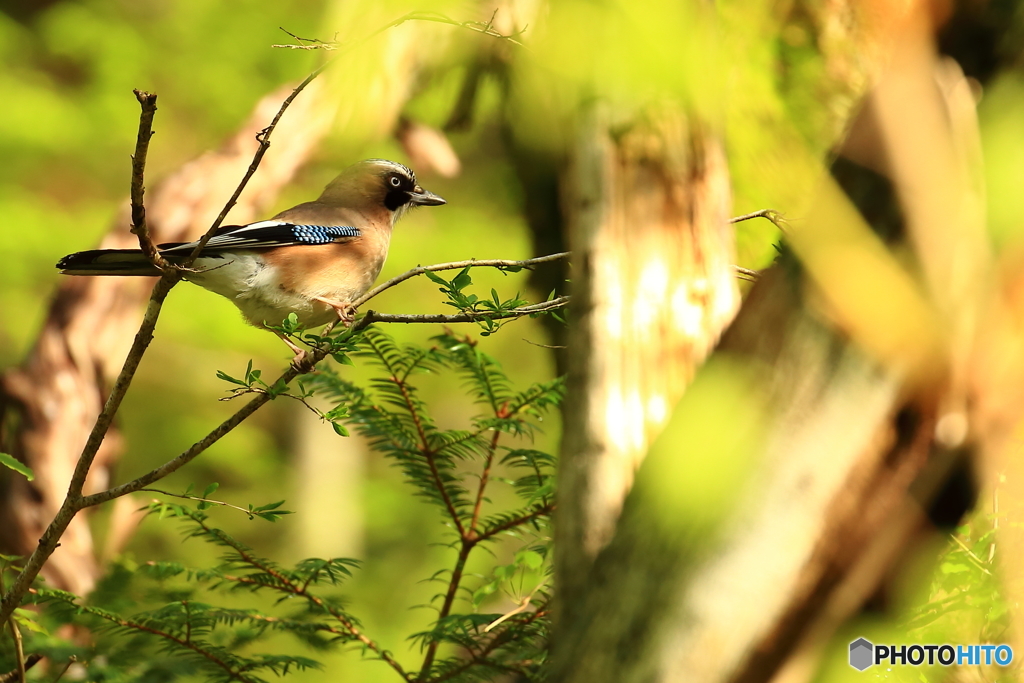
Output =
[{"x1": 57, "y1": 249, "x2": 163, "y2": 276}]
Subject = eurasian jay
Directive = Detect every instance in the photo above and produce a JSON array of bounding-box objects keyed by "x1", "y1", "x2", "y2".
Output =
[{"x1": 57, "y1": 159, "x2": 445, "y2": 353}]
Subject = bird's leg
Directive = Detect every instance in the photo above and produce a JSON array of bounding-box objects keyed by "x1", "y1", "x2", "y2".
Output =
[
  {"x1": 275, "y1": 331, "x2": 309, "y2": 366},
  {"x1": 312, "y1": 296, "x2": 357, "y2": 327}
]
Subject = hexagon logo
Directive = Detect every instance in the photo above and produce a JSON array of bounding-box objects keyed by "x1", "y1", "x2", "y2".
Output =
[{"x1": 849, "y1": 638, "x2": 874, "y2": 671}]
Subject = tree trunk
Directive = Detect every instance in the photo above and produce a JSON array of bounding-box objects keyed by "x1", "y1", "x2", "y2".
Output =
[{"x1": 555, "y1": 106, "x2": 738, "y2": 630}]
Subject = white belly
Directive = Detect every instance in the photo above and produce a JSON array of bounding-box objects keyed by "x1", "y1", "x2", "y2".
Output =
[{"x1": 186, "y1": 254, "x2": 338, "y2": 328}]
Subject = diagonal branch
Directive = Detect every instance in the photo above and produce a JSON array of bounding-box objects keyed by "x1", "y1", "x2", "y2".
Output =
[
  {"x1": 184, "y1": 61, "x2": 333, "y2": 267},
  {"x1": 352, "y1": 253, "x2": 570, "y2": 310}
]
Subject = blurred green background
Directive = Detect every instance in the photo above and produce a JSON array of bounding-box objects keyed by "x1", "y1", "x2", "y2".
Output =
[
  {"x1": 4, "y1": 0, "x2": 1024, "y2": 680},
  {"x1": 0, "y1": 1, "x2": 562, "y2": 680}
]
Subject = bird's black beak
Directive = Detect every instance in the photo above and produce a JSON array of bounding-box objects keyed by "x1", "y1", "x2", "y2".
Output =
[{"x1": 409, "y1": 186, "x2": 446, "y2": 206}]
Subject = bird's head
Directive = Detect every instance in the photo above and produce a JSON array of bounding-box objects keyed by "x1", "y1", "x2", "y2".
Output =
[{"x1": 320, "y1": 159, "x2": 445, "y2": 222}]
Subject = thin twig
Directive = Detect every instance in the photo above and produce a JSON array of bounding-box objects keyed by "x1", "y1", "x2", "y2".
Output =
[
  {"x1": 352, "y1": 253, "x2": 570, "y2": 310},
  {"x1": 729, "y1": 209, "x2": 787, "y2": 232},
  {"x1": 734, "y1": 266, "x2": 761, "y2": 282},
  {"x1": 387, "y1": 360, "x2": 467, "y2": 538},
  {"x1": 420, "y1": 542, "x2": 473, "y2": 679},
  {"x1": 141, "y1": 489, "x2": 264, "y2": 519},
  {"x1": 129, "y1": 90, "x2": 167, "y2": 271},
  {"x1": 483, "y1": 581, "x2": 546, "y2": 633},
  {"x1": 49, "y1": 656, "x2": 76, "y2": 683},
  {"x1": 470, "y1": 430, "x2": 502, "y2": 537},
  {"x1": 0, "y1": 570, "x2": 26, "y2": 683},
  {"x1": 0, "y1": 655, "x2": 40, "y2": 683},
  {"x1": 951, "y1": 534, "x2": 992, "y2": 575},
  {"x1": 476, "y1": 504, "x2": 554, "y2": 543},
  {"x1": 352, "y1": 297, "x2": 570, "y2": 333},
  {"x1": 273, "y1": 10, "x2": 527, "y2": 51},
  {"x1": 7, "y1": 620, "x2": 24, "y2": 683},
  {"x1": 274, "y1": 27, "x2": 334, "y2": 49},
  {"x1": 184, "y1": 66, "x2": 332, "y2": 267},
  {"x1": 522, "y1": 338, "x2": 567, "y2": 350}
]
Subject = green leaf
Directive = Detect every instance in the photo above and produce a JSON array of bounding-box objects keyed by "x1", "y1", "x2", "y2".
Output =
[
  {"x1": 325, "y1": 405, "x2": 349, "y2": 421},
  {"x1": 452, "y1": 267, "x2": 473, "y2": 291},
  {"x1": 202, "y1": 482, "x2": 220, "y2": 498},
  {"x1": 516, "y1": 550, "x2": 544, "y2": 571},
  {"x1": 268, "y1": 378, "x2": 289, "y2": 397},
  {"x1": 12, "y1": 608, "x2": 48, "y2": 635},
  {"x1": 215, "y1": 370, "x2": 247, "y2": 386},
  {"x1": 332, "y1": 422, "x2": 350, "y2": 437},
  {"x1": 0, "y1": 453, "x2": 33, "y2": 481},
  {"x1": 425, "y1": 271, "x2": 449, "y2": 286},
  {"x1": 495, "y1": 564, "x2": 516, "y2": 580}
]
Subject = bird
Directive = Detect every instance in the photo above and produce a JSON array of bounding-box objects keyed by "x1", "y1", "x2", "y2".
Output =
[{"x1": 57, "y1": 159, "x2": 445, "y2": 355}]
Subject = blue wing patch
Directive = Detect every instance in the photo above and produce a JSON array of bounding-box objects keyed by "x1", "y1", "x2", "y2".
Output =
[
  {"x1": 290, "y1": 225, "x2": 361, "y2": 244},
  {"x1": 158, "y1": 221, "x2": 361, "y2": 254}
]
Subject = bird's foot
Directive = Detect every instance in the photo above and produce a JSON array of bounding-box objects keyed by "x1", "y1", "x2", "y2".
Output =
[
  {"x1": 290, "y1": 351, "x2": 313, "y2": 372},
  {"x1": 276, "y1": 332, "x2": 311, "y2": 369},
  {"x1": 311, "y1": 296, "x2": 357, "y2": 328},
  {"x1": 333, "y1": 304, "x2": 357, "y2": 327}
]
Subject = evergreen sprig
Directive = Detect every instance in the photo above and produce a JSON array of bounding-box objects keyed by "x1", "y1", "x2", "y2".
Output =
[{"x1": 4, "y1": 324, "x2": 560, "y2": 682}]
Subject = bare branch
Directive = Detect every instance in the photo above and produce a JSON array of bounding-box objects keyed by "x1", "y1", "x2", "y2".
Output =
[
  {"x1": 729, "y1": 209, "x2": 787, "y2": 232},
  {"x1": 734, "y1": 266, "x2": 761, "y2": 282},
  {"x1": 184, "y1": 64, "x2": 332, "y2": 267},
  {"x1": 0, "y1": 655, "x2": 40, "y2": 683},
  {"x1": 352, "y1": 253, "x2": 570, "y2": 310},
  {"x1": 129, "y1": 90, "x2": 168, "y2": 271},
  {"x1": 352, "y1": 296, "x2": 569, "y2": 333},
  {"x1": 79, "y1": 360, "x2": 317, "y2": 508},
  {"x1": 273, "y1": 10, "x2": 527, "y2": 51}
]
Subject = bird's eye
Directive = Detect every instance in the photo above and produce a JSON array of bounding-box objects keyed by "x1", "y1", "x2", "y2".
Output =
[{"x1": 390, "y1": 176, "x2": 402, "y2": 187}]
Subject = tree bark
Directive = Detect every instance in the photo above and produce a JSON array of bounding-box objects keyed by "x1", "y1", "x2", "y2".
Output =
[{"x1": 555, "y1": 106, "x2": 738, "y2": 629}]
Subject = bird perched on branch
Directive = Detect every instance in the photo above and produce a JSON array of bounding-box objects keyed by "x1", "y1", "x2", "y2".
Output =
[{"x1": 57, "y1": 159, "x2": 445, "y2": 353}]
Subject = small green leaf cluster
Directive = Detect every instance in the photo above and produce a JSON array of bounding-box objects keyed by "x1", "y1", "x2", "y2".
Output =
[
  {"x1": 425, "y1": 267, "x2": 531, "y2": 335},
  {"x1": 263, "y1": 313, "x2": 361, "y2": 365},
  {"x1": 217, "y1": 359, "x2": 289, "y2": 398},
  {"x1": 149, "y1": 483, "x2": 295, "y2": 521}
]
